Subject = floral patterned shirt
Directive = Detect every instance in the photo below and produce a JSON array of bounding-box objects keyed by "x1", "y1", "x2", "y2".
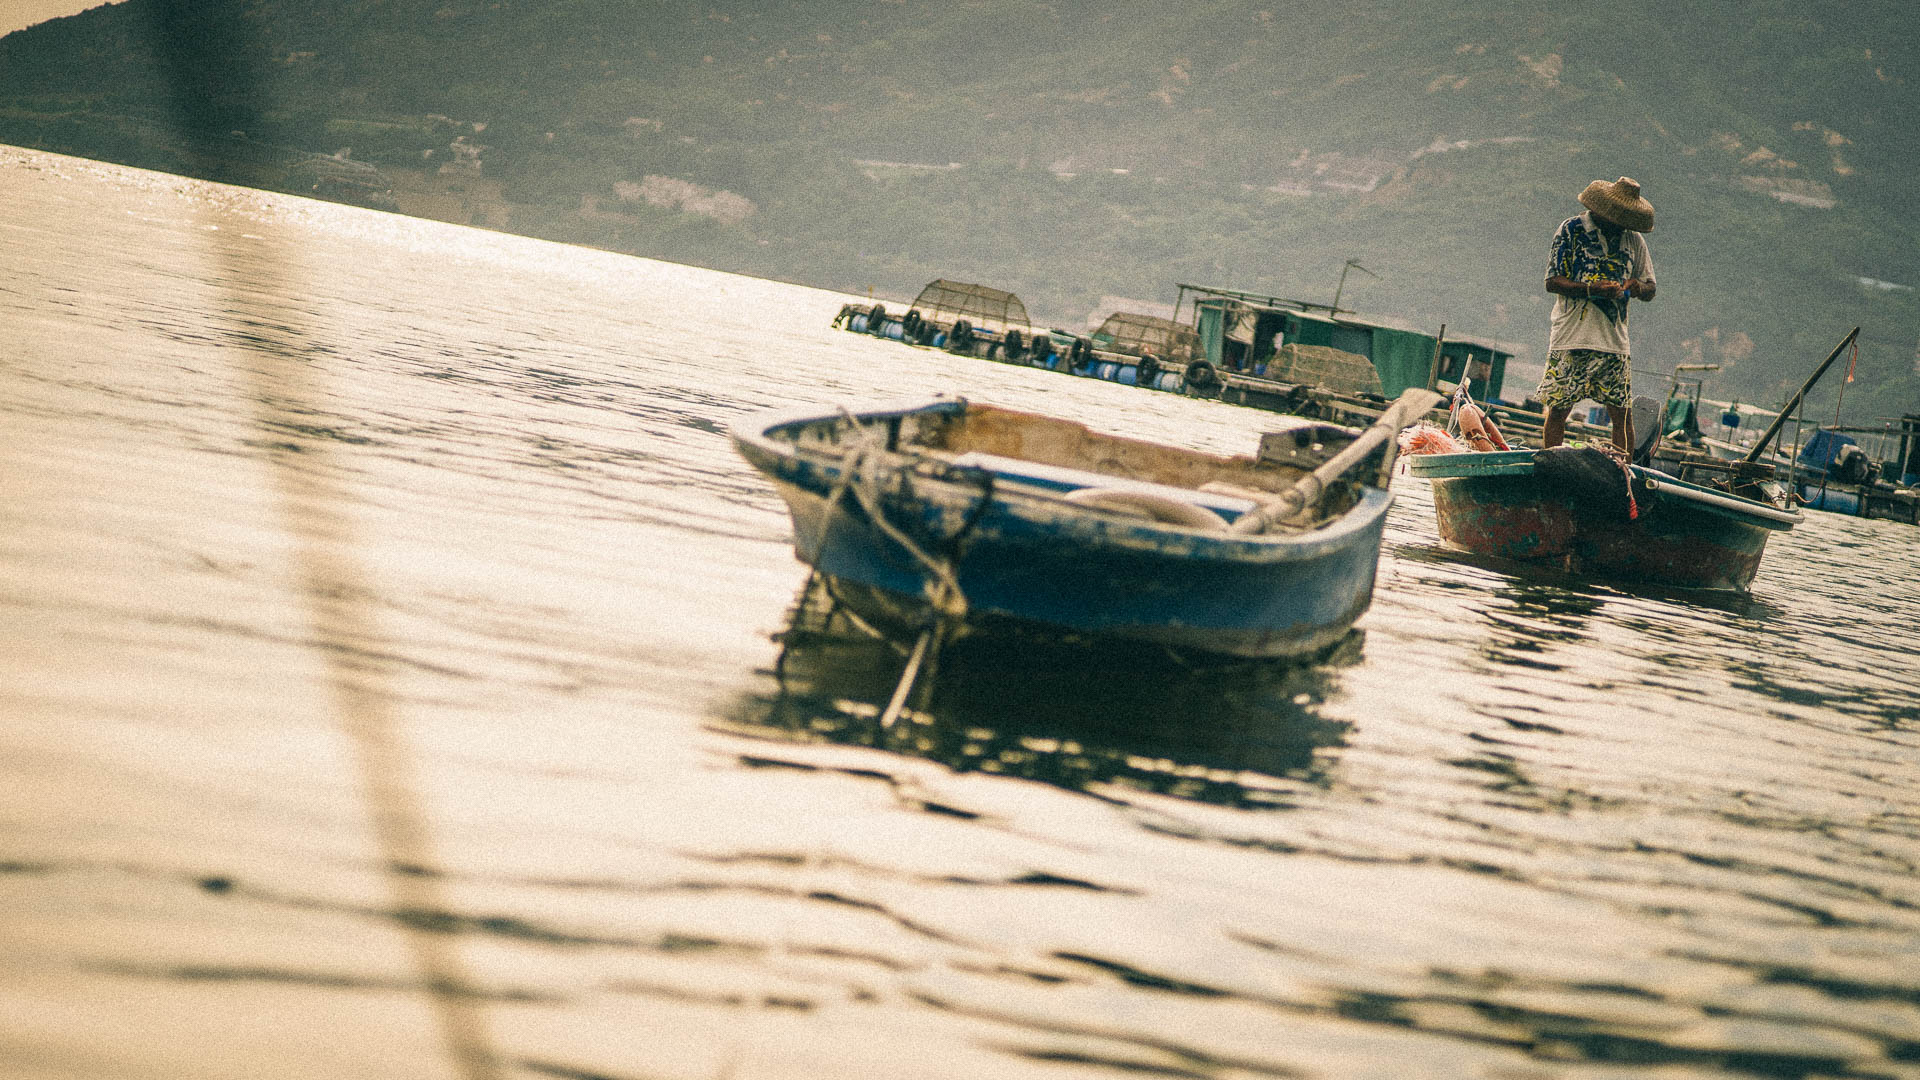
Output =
[{"x1": 1546, "y1": 212, "x2": 1655, "y2": 356}]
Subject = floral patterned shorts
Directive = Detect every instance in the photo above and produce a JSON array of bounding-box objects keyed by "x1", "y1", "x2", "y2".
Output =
[{"x1": 1538, "y1": 349, "x2": 1631, "y2": 409}]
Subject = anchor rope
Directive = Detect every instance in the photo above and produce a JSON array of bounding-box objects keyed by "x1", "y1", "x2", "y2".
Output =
[
  {"x1": 830, "y1": 408, "x2": 970, "y2": 625},
  {"x1": 817, "y1": 408, "x2": 993, "y2": 727}
]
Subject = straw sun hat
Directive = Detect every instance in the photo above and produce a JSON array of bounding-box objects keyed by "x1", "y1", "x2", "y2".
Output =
[{"x1": 1579, "y1": 176, "x2": 1654, "y2": 232}]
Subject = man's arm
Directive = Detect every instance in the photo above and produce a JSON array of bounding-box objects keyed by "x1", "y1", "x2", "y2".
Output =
[{"x1": 1546, "y1": 275, "x2": 1628, "y2": 300}]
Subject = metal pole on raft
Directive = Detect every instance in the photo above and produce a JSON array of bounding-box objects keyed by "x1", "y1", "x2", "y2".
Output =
[
  {"x1": 1788, "y1": 396, "x2": 1805, "y2": 499},
  {"x1": 1817, "y1": 337, "x2": 1859, "y2": 506},
  {"x1": 1330, "y1": 258, "x2": 1376, "y2": 315},
  {"x1": 1424, "y1": 323, "x2": 1448, "y2": 393}
]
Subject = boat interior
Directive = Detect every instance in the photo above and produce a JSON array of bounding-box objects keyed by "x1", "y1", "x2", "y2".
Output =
[{"x1": 775, "y1": 403, "x2": 1375, "y2": 528}]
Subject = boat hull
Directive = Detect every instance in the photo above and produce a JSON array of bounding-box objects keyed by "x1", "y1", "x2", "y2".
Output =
[
  {"x1": 777, "y1": 480, "x2": 1386, "y2": 658},
  {"x1": 1409, "y1": 451, "x2": 1798, "y2": 591}
]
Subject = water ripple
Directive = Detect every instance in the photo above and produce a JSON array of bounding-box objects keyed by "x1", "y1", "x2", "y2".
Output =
[{"x1": 4, "y1": 145, "x2": 1917, "y2": 1079}]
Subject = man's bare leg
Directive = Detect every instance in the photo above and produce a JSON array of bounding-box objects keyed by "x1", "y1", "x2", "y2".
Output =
[
  {"x1": 1542, "y1": 406, "x2": 1571, "y2": 449},
  {"x1": 1606, "y1": 406, "x2": 1633, "y2": 455}
]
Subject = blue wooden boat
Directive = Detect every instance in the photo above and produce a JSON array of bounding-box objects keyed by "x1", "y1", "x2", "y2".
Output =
[
  {"x1": 1405, "y1": 449, "x2": 1801, "y2": 590},
  {"x1": 733, "y1": 390, "x2": 1441, "y2": 658}
]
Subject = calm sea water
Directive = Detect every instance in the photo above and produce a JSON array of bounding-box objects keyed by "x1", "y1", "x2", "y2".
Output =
[{"x1": 3, "y1": 145, "x2": 1917, "y2": 1080}]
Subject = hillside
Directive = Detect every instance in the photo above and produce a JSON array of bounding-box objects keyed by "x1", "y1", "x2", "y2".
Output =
[{"x1": 3, "y1": 0, "x2": 1917, "y2": 415}]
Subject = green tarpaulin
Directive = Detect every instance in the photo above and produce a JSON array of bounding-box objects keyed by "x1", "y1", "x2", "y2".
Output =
[
  {"x1": 1664, "y1": 396, "x2": 1697, "y2": 437},
  {"x1": 1366, "y1": 325, "x2": 1438, "y2": 397},
  {"x1": 1283, "y1": 314, "x2": 1428, "y2": 396}
]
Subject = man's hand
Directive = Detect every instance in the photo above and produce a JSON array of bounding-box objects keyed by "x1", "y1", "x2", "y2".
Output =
[{"x1": 1547, "y1": 276, "x2": 1648, "y2": 301}]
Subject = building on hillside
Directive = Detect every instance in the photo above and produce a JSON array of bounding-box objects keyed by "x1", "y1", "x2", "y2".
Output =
[{"x1": 285, "y1": 155, "x2": 397, "y2": 210}]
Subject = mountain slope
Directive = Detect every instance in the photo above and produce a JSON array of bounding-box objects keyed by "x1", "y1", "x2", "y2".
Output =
[{"x1": 2, "y1": 0, "x2": 1916, "y2": 413}]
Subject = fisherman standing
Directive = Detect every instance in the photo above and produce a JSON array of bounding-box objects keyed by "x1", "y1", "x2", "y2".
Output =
[{"x1": 1537, "y1": 177, "x2": 1657, "y2": 451}]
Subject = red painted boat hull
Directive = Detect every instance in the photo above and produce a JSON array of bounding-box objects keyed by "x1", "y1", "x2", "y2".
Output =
[{"x1": 1408, "y1": 452, "x2": 1798, "y2": 591}]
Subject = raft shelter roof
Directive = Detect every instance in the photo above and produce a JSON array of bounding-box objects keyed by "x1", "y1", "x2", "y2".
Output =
[
  {"x1": 909, "y1": 279, "x2": 1031, "y2": 332},
  {"x1": 1090, "y1": 311, "x2": 1201, "y2": 358},
  {"x1": 1173, "y1": 282, "x2": 1512, "y2": 402}
]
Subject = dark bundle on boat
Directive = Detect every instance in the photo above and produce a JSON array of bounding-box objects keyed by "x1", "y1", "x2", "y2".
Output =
[{"x1": 1532, "y1": 445, "x2": 1638, "y2": 523}]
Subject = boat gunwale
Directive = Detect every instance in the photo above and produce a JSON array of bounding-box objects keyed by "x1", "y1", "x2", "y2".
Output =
[
  {"x1": 730, "y1": 398, "x2": 1396, "y2": 563},
  {"x1": 1406, "y1": 450, "x2": 1801, "y2": 528}
]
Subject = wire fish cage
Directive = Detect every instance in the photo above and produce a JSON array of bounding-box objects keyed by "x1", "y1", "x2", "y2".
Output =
[
  {"x1": 908, "y1": 278, "x2": 1032, "y2": 333},
  {"x1": 1089, "y1": 311, "x2": 1201, "y2": 360},
  {"x1": 1263, "y1": 343, "x2": 1384, "y2": 397}
]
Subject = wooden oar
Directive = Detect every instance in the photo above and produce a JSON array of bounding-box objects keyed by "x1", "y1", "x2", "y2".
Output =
[{"x1": 1229, "y1": 387, "x2": 1444, "y2": 535}]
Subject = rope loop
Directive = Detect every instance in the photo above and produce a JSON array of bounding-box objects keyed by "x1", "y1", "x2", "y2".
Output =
[{"x1": 828, "y1": 409, "x2": 970, "y2": 626}]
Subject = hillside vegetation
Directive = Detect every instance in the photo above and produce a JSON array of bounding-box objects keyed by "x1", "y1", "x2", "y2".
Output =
[{"x1": 3, "y1": 0, "x2": 1917, "y2": 415}]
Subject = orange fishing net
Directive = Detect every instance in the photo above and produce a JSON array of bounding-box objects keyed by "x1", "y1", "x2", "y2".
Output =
[{"x1": 1398, "y1": 422, "x2": 1468, "y2": 455}]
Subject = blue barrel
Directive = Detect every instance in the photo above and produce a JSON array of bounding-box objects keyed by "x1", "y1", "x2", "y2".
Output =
[
  {"x1": 932, "y1": 331, "x2": 947, "y2": 348},
  {"x1": 882, "y1": 320, "x2": 905, "y2": 340},
  {"x1": 848, "y1": 314, "x2": 869, "y2": 333},
  {"x1": 1115, "y1": 364, "x2": 1139, "y2": 386},
  {"x1": 1153, "y1": 372, "x2": 1184, "y2": 392},
  {"x1": 1089, "y1": 361, "x2": 1114, "y2": 380},
  {"x1": 1799, "y1": 485, "x2": 1862, "y2": 515}
]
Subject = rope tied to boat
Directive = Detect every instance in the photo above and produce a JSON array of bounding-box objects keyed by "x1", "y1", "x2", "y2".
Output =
[
  {"x1": 829, "y1": 408, "x2": 970, "y2": 625},
  {"x1": 1592, "y1": 441, "x2": 1641, "y2": 521},
  {"x1": 822, "y1": 408, "x2": 983, "y2": 729}
]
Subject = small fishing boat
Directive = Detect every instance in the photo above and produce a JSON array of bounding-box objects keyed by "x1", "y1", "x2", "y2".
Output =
[
  {"x1": 1404, "y1": 448, "x2": 1801, "y2": 590},
  {"x1": 733, "y1": 389, "x2": 1441, "y2": 659}
]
